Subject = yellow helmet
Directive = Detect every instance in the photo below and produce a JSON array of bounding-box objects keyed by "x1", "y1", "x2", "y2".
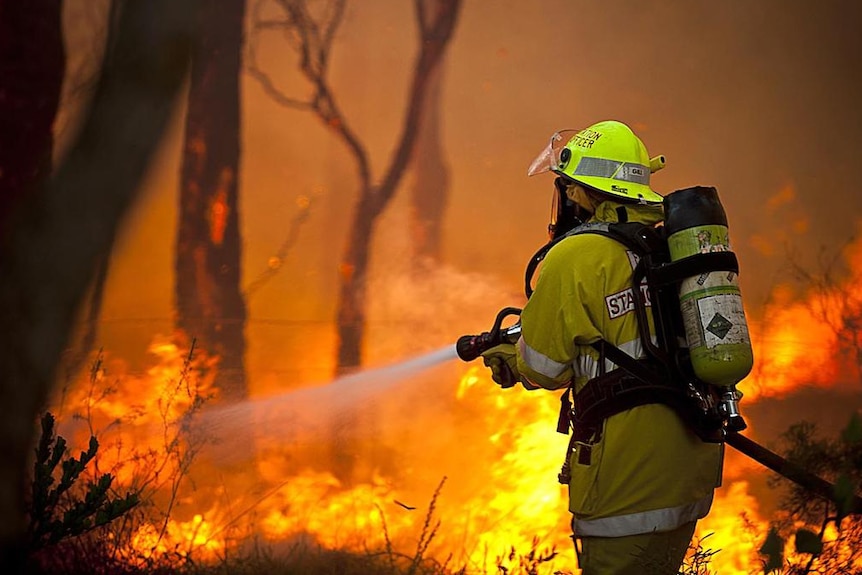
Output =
[{"x1": 527, "y1": 120, "x2": 665, "y2": 204}]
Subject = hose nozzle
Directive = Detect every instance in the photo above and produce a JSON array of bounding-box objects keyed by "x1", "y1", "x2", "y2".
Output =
[
  {"x1": 456, "y1": 307, "x2": 522, "y2": 362},
  {"x1": 456, "y1": 333, "x2": 494, "y2": 362}
]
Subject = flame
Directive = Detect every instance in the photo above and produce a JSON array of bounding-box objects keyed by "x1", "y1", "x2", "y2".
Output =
[
  {"x1": 258, "y1": 471, "x2": 405, "y2": 550},
  {"x1": 209, "y1": 185, "x2": 229, "y2": 245},
  {"x1": 694, "y1": 481, "x2": 764, "y2": 572},
  {"x1": 52, "y1": 344, "x2": 577, "y2": 571},
  {"x1": 745, "y1": 287, "x2": 842, "y2": 399},
  {"x1": 55, "y1": 336, "x2": 219, "y2": 484},
  {"x1": 743, "y1": 230, "x2": 862, "y2": 399},
  {"x1": 128, "y1": 514, "x2": 225, "y2": 566}
]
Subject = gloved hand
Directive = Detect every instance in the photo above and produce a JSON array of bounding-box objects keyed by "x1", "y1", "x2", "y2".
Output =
[{"x1": 480, "y1": 343, "x2": 520, "y2": 388}]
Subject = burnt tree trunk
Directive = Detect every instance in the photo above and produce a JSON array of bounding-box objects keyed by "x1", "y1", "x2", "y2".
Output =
[
  {"x1": 176, "y1": 0, "x2": 248, "y2": 402},
  {"x1": 0, "y1": 1, "x2": 194, "y2": 571},
  {"x1": 336, "y1": 205, "x2": 375, "y2": 373},
  {"x1": 409, "y1": 50, "x2": 449, "y2": 265},
  {"x1": 0, "y1": 0, "x2": 64, "y2": 230},
  {"x1": 0, "y1": 4, "x2": 64, "y2": 567}
]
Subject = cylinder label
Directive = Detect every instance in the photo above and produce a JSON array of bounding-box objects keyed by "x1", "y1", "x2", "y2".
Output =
[
  {"x1": 668, "y1": 224, "x2": 732, "y2": 260},
  {"x1": 694, "y1": 293, "x2": 749, "y2": 348}
]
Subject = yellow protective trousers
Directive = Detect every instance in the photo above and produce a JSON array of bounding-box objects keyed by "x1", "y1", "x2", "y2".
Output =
[{"x1": 574, "y1": 520, "x2": 696, "y2": 575}]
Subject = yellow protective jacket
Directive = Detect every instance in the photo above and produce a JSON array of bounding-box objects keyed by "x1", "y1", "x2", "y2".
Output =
[{"x1": 515, "y1": 200, "x2": 723, "y2": 538}]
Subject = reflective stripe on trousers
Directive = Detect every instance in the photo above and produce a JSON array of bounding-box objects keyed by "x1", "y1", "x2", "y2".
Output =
[{"x1": 572, "y1": 492, "x2": 713, "y2": 538}]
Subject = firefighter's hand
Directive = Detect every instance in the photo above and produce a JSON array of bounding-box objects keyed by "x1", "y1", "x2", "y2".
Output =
[{"x1": 480, "y1": 343, "x2": 520, "y2": 388}]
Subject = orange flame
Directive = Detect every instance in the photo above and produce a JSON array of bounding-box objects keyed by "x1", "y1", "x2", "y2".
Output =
[{"x1": 743, "y1": 231, "x2": 862, "y2": 399}]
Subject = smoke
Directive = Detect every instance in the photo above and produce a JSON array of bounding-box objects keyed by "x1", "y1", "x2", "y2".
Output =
[
  {"x1": 77, "y1": 0, "x2": 862, "y2": 377},
  {"x1": 192, "y1": 246, "x2": 525, "y2": 485}
]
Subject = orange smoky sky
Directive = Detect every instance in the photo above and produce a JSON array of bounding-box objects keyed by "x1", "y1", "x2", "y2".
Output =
[{"x1": 56, "y1": 1, "x2": 862, "y2": 417}]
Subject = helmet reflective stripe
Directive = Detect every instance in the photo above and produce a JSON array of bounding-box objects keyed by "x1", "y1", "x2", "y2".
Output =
[
  {"x1": 572, "y1": 493, "x2": 713, "y2": 537},
  {"x1": 573, "y1": 157, "x2": 651, "y2": 186}
]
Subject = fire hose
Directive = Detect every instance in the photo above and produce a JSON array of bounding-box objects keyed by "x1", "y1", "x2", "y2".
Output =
[
  {"x1": 456, "y1": 308, "x2": 862, "y2": 515},
  {"x1": 724, "y1": 431, "x2": 862, "y2": 514}
]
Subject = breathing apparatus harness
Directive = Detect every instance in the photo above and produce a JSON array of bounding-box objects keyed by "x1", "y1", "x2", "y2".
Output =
[
  {"x1": 550, "y1": 213, "x2": 747, "y2": 483},
  {"x1": 464, "y1": 185, "x2": 752, "y2": 480}
]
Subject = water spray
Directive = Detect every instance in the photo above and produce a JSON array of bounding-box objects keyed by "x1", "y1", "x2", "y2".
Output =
[
  {"x1": 193, "y1": 345, "x2": 459, "y2": 463},
  {"x1": 330, "y1": 345, "x2": 459, "y2": 392}
]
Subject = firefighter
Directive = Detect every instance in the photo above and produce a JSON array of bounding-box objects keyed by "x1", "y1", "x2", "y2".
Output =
[{"x1": 480, "y1": 120, "x2": 724, "y2": 574}]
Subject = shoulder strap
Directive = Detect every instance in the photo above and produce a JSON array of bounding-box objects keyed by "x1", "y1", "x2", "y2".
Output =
[{"x1": 566, "y1": 220, "x2": 661, "y2": 253}]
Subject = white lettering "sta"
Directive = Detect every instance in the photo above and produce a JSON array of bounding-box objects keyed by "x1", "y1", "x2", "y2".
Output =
[{"x1": 605, "y1": 283, "x2": 652, "y2": 320}]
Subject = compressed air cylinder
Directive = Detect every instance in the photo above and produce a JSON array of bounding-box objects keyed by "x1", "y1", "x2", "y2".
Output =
[{"x1": 664, "y1": 186, "x2": 754, "y2": 387}]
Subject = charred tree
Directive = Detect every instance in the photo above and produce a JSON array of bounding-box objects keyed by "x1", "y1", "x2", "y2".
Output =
[
  {"x1": 0, "y1": 0, "x2": 64, "y2": 230},
  {"x1": 409, "y1": 40, "x2": 450, "y2": 266},
  {"x1": 61, "y1": 251, "x2": 110, "y2": 385},
  {"x1": 0, "y1": 0, "x2": 194, "y2": 571},
  {"x1": 176, "y1": 0, "x2": 248, "y2": 402},
  {"x1": 248, "y1": 0, "x2": 462, "y2": 374},
  {"x1": 59, "y1": 4, "x2": 121, "y2": 385},
  {"x1": 0, "y1": 2, "x2": 65, "y2": 569},
  {"x1": 335, "y1": 0, "x2": 460, "y2": 372}
]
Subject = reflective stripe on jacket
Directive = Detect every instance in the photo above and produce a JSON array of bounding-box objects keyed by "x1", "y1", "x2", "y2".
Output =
[{"x1": 515, "y1": 201, "x2": 723, "y2": 537}]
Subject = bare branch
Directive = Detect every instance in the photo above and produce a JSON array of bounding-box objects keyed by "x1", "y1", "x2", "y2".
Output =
[
  {"x1": 247, "y1": 0, "x2": 462, "y2": 371},
  {"x1": 246, "y1": 4, "x2": 310, "y2": 110},
  {"x1": 248, "y1": 0, "x2": 371, "y2": 188},
  {"x1": 244, "y1": 194, "x2": 315, "y2": 297},
  {"x1": 373, "y1": 0, "x2": 460, "y2": 214},
  {"x1": 416, "y1": 0, "x2": 427, "y2": 33},
  {"x1": 245, "y1": 64, "x2": 312, "y2": 111},
  {"x1": 320, "y1": 0, "x2": 347, "y2": 55},
  {"x1": 786, "y1": 235, "x2": 862, "y2": 381}
]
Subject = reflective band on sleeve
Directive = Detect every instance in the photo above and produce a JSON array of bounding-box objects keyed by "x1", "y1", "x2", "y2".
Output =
[
  {"x1": 572, "y1": 338, "x2": 646, "y2": 380},
  {"x1": 519, "y1": 338, "x2": 569, "y2": 378},
  {"x1": 572, "y1": 493, "x2": 713, "y2": 538},
  {"x1": 573, "y1": 157, "x2": 650, "y2": 185},
  {"x1": 522, "y1": 336, "x2": 657, "y2": 381}
]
